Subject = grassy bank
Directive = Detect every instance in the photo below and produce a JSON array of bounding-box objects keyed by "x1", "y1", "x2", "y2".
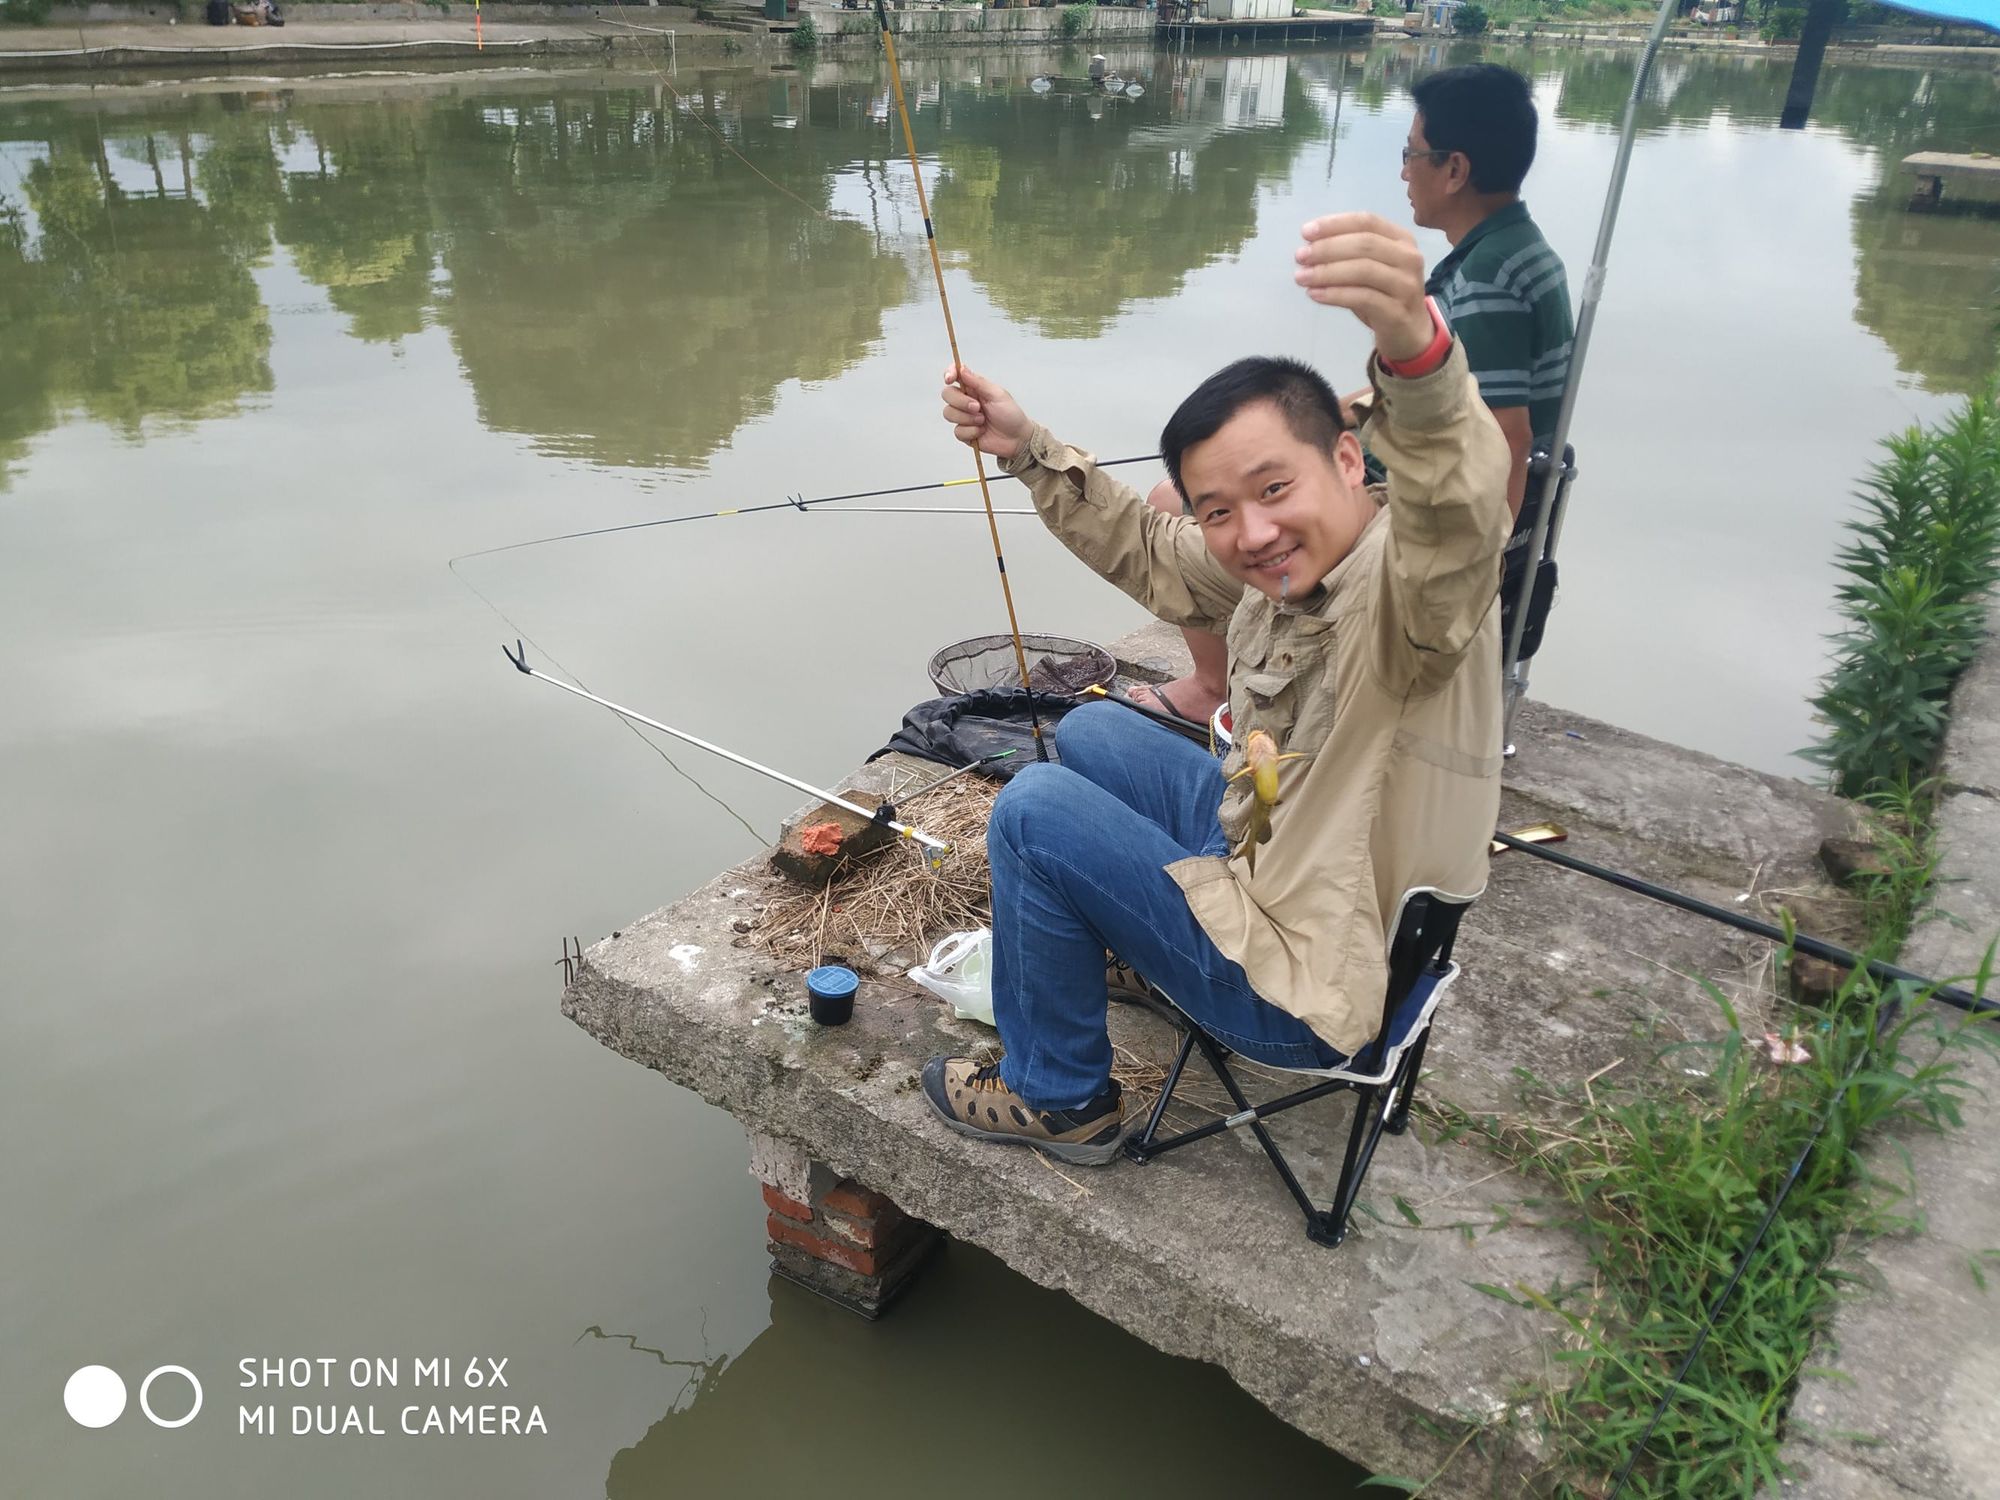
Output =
[{"x1": 1391, "y1": 379, "x2": 2000, "y2": 1497}]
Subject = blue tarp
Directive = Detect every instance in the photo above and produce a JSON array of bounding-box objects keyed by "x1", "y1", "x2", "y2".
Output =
[{"x1": 1883, "y1": 0, "x2": 1999, "y2": 30}]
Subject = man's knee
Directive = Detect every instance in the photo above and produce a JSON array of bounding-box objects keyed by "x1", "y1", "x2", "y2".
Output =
[
  {"x1": 990, "y1": 761, "x2": 1084, "y2": 855},
  {"x1": 1051, "y1": 698, "x2": 1128, "y2": 769}
]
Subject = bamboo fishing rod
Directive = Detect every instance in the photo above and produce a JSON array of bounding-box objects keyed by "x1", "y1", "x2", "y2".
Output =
[
  {"x1": 872, "y1": 0, "x2": 1047, "y2": 762},
  {"x1": 503, "y1": 641, "x2": 953, "y2": 866}
]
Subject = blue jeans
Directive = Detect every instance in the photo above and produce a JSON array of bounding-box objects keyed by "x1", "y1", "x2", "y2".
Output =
[{"x1": 987, "y1": 700, "x2": 1343, "y2": 1110}]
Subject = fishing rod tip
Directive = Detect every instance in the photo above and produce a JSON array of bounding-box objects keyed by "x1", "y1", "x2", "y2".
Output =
[{"x1": 503, "y1": 639, "x2": 529, "y2": 674}]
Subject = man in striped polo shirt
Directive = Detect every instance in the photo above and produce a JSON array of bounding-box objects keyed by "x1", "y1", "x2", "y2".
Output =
[{"x1": 1404, "y1": 63, "x2": 1573, "y2": 522}]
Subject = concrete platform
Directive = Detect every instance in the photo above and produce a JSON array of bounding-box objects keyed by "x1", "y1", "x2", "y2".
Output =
[
  {"x1": 559, "y1": 620, "x2": 1868, "y2": 1491},
  {"x1": 1903, "y1": 150, "x2": 2000, "y2": 211}
]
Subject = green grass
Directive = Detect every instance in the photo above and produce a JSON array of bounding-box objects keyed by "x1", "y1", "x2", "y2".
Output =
[{"x1": 1407, "y1": 906, "x2": 1995, "y2": 1496}]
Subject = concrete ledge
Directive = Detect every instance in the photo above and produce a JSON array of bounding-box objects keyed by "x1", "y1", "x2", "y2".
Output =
[
  {"x1": 559, "y1": 623, "x2": 1871, "y2": 1489},
  {"x1": 1776, "y1": 602, "x2": 2000, "y2": 1500}
]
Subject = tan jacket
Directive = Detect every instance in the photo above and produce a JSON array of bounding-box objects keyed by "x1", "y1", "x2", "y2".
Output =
[{"x1": 999, "y1": 343, "x2": 1511, "y2": 1055}]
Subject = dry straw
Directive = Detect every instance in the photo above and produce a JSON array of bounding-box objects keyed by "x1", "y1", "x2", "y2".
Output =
[{"x1": 756, "y1": 772, "x2": 1000, "y2": 973}]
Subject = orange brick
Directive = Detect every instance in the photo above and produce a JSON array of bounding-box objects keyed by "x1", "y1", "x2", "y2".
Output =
[
  {"x1": 766, "y1": 1214, "x2": 882, "y2": 1277},
  {"x1": 822, "y1": 1179, "x2": 893, "y2": 1220},
  {"x1": 761, "y1": 1183, "x2": 814, "y2": 1224}
]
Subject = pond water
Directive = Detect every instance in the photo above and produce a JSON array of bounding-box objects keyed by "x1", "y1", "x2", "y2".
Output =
[{"x1": 2, "y1": 37, "x2": 1996, "y2": 1498}]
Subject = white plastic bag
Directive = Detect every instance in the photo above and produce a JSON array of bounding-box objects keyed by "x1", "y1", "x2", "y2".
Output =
[{"x1": 908, "y1": 927, "x2": 994, "y2": 1026}]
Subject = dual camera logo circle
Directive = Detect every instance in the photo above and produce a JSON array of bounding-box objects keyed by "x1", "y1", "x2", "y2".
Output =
[{"x1": 64, "y1": 1365, "x2": 204, "y2": 1430}]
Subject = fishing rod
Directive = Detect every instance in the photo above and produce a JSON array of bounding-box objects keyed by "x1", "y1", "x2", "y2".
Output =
[
  {"x1": 1492, "y1": 831, "x2": 1999, "y2": 1018},
  {"x1": 1499, "y1": 0, "x2": 1679, "y2": 746},
  {"x1": 449, "y1": 457, "x2": 1156, "y2": 567},
  {"x1": 503, "y1": 641, "x2": 953, "y2": 867},
  {"x1": 830, "y1": 505, "x2": 1035, "y2": 516},
  {"x1": 873, "y1": 0, "x2": 1048, "y2": 763}
]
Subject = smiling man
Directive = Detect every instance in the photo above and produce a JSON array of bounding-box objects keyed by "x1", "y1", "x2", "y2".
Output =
[{"x1": 921, "y1": 213, "x2": 1511, "y2": 1165}]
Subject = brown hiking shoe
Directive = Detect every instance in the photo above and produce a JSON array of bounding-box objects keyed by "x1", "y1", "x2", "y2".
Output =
[
  {"x1": 1106, "y1": 953, "x2": 1151, "y2": 1002},
  {"x1": 1106, "y1": 953, "x2": 1181, "y2": 1025},
  {"x1": 921, "y1": 1056, "x2": 1127, "y2": 1166}
]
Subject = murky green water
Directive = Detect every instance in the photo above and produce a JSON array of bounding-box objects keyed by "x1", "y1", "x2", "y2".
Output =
[{"x1": 2, "y1": 39, "x2": 1995, "y2": 1498}]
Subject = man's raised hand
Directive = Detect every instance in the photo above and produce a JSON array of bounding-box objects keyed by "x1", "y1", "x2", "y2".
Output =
[
  {"x1": 1294, "y1": 213, "x2": 1435, "y2": 365},
  {"x1": 941, "y1": 364, "x2": 1033, "y2": 462}
]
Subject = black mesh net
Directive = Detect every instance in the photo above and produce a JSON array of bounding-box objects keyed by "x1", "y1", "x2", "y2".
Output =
[{"x1": 927, "y1": 634, "x2": 1117, "y2": 698}]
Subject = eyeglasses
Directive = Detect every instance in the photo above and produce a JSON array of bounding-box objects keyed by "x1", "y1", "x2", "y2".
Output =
[{"x1": 1400, "y1": 146, "x2": 1452, "y2": 166}]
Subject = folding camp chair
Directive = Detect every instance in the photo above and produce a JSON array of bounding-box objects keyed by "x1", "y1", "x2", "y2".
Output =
[
  {"x1": 1500, "y1": 443, "x2": 1578, "y2": 732},
  {"x1": 1122, "y1": 888, "x2": 1471, "y2": 1248}
]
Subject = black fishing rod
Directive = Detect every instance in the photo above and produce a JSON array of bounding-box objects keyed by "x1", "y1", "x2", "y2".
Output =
[
  {"x1": 1493, "y1": 832, "x2": 1998, "y2": 1018},
  {"x1": 450, "y1": 456, "x2": 1160, "y2": 567}
]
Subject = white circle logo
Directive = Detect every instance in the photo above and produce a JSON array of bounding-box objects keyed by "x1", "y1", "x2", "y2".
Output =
[
  {"x1": 139, "y1": 1366, "x2": 203, "y2": 1429},
  {"x1": 64, "y1": 1366, "x2": 128, "y2": 1429}
]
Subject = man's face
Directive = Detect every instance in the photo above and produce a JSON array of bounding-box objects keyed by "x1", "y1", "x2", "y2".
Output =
[
  {"x1": 1402, "y1": 114, "x2": 1457, "y2": 229},
  {"x1": 1180, "y1": 400, "x2": 1371, "y2": 601}
]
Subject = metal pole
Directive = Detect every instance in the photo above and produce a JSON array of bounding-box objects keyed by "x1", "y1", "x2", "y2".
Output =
[
  {"x1": 504, "y1": 643, "x2": 953, "y2": 863},
  {"x1": 1500, "y1": 0, "x2": 1680, "y2": 745},
  {"x1": 1493, "y1": 832, "x2": 2000, "y2": 1017}
]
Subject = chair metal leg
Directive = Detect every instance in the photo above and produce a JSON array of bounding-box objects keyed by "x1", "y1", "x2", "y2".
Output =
[
  {"x1": 1384, "y1": 1031, "x2": 1431, "y2": 1137},
  {"x1": 1120, "y1": 976, "x2": 1451, "y2": 1249},
  {"x1": 1187, "y1": 1031, "x2": 1332, "y2": 1234},
  {"x1": 1322, "y1": 1083, "x2": 1398, "y2": 1247},
  {"x1": 1125, "y1": 1028, "x2": 1197, "y2": 1163}
]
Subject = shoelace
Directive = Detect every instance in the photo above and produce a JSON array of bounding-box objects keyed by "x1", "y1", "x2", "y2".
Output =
[{"x1": 967, "y1": 1062, "x2": 1010, "y2": 1094}]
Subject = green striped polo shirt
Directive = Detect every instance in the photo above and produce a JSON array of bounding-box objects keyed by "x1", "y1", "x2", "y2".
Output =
[{"x1": 1425, "y1": 201, "x2": 1574, "y2": 448}]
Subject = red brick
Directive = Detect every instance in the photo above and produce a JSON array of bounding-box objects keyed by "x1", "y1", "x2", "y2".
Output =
[
  {"x1": 821, "y1": 1179, "x2": 893, "y2": 1220},
  {"x1": 766, "y1": 1214, "x2": 882, "y2": 1277},
  {"x1": 761, "y1": 1183, "x2": 814, "y2": 1224}
]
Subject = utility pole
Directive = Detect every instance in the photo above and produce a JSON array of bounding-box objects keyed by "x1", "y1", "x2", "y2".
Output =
[{"x1": 1779, "y1": 0, "x2": 1843, "y2": 129}]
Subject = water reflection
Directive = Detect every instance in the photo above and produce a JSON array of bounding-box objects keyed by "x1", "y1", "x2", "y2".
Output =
[
  {"x1": 931, "y1": 54, "x2": 1327, "y2": 337},
  {"x1": 601, "y1": 1250, "x2": 1361, "y2": 1497},
  {"x1": 0, "y1": 110, "x2": 274, "y2": 483},
  {"x1": 2, "y1": 46, "x2": 1995, "y2": 492}
]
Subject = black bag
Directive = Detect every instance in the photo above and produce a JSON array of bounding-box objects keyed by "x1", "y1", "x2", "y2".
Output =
[
  {"x1": 206, "y1": 0, "x2": 232, "y2": 24},
  {"x1": 870, "y1": 689, "x2": 1078, "y2": 779}
]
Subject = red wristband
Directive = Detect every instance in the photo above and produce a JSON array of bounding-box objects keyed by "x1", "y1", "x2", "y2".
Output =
[{"x1": 1377, "y1": 297, "x2": 1452, "y2": 380}]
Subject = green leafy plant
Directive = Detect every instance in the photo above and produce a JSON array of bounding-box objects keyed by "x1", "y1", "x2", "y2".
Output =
[
  {"x1": 2, "y1": 0, "x2": 54, "y2": 24},
  {"x1": 1806, "y1": 384, "x2": 2000, "y2": 797},
  {"x1": 1762, "y1": 3, "x2": 1805, "y2": 37},
  {"x1": 1454, "y1": 2, "x2": 1490, "y2": 31},
  {"x1": 789, "y1": 13, "x2": 819, "y2": 49},
  {"x1": 1059, "y1": 0, "x2": 1094, "y2": 35}
]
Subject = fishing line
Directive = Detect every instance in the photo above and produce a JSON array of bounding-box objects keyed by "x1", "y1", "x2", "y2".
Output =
[
  {"x1": 447, "y1": 452, "x2": 1153, "y2": 839},
  {"x1": 450, "y1": 558, "x2": 772, "y2": 849},
  {"x1": 447, "y1": 456, "x2": 1158, "y2": 568},
  {"x1": 872, "y1": 0, "x2": 1047, "y2": 761}
]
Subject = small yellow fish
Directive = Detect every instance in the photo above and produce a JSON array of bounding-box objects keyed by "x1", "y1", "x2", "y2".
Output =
[{"x1": 1228, "y1": 728, "x2": 1306, "y2": 875}]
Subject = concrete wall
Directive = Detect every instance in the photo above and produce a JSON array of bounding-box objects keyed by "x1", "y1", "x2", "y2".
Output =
[
  {"x1": 815, "y1": 4, "x2": 1156, "y2": 42},
  {"x1": 36, "y1": 0, "x2": 1159, "y2": 31},
  {"x1": 1775, "y1": 597, "x2": 2000, "y2": 1500}
]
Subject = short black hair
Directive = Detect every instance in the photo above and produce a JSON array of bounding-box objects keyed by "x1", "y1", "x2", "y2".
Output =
[
  {"x1": 1410, "y1": 63, "x2": 1538, "y2": 195},
  {"x1": 1160, "y1": 357, "x2": 1346, "y2": 502}
]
